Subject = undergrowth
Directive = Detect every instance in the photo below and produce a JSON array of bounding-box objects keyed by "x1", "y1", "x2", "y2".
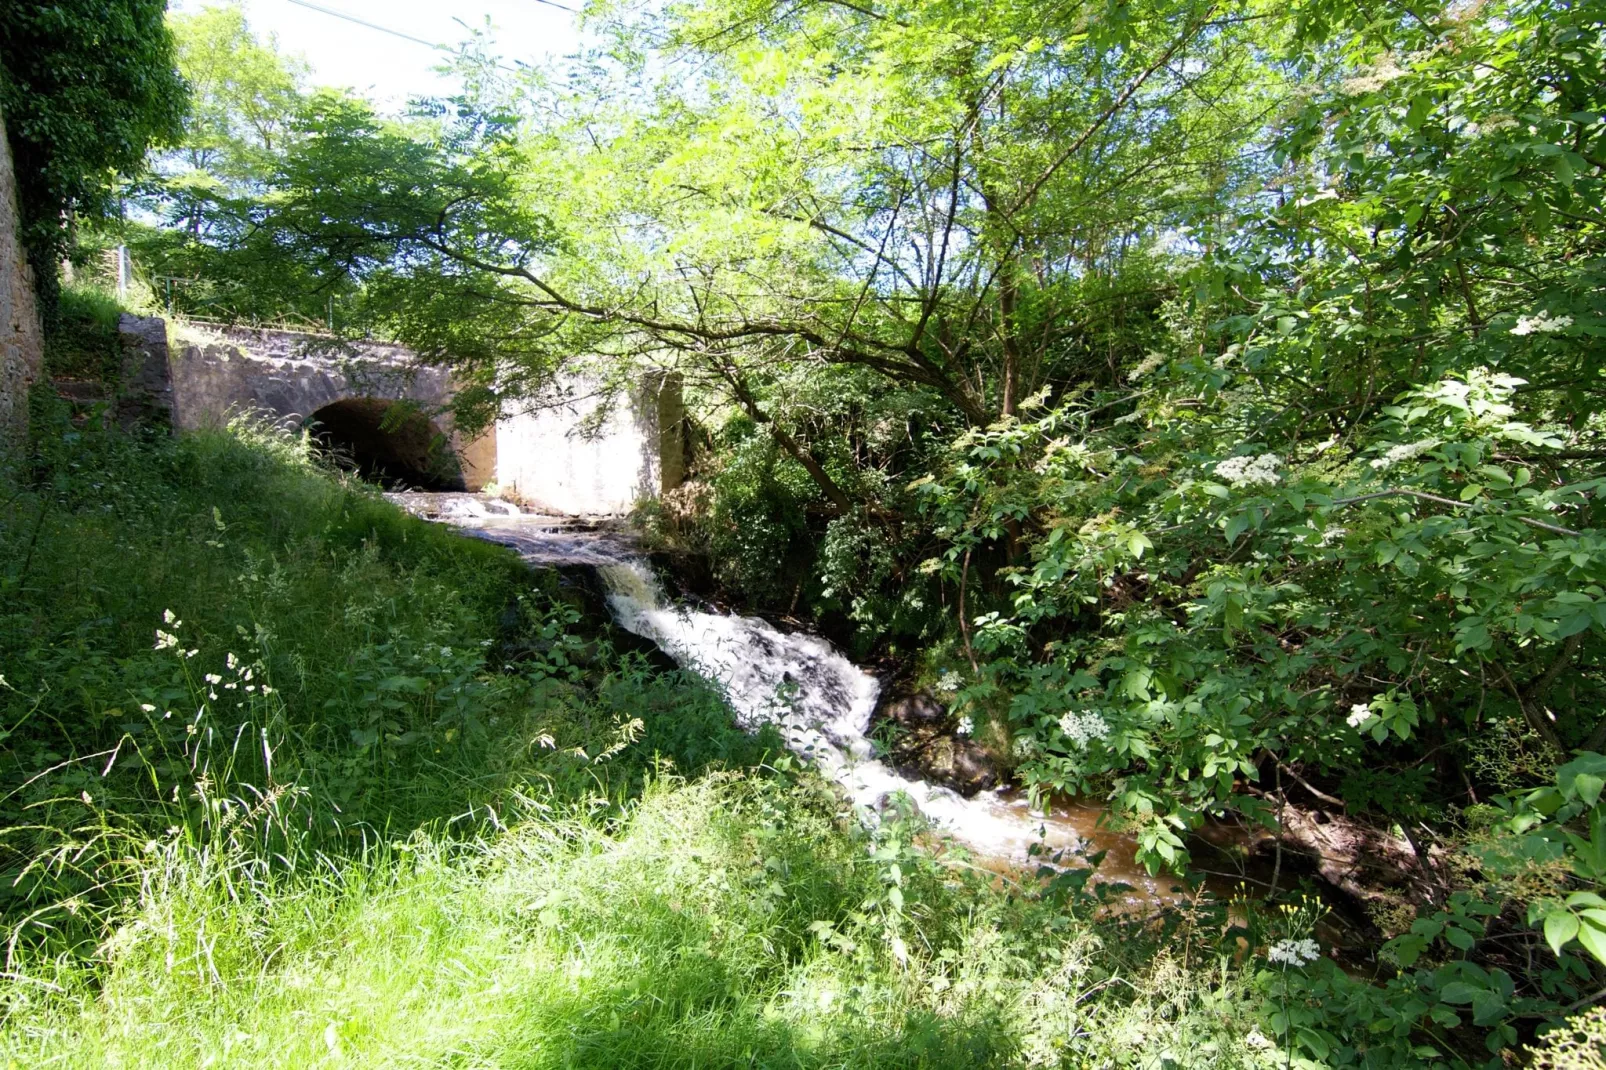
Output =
[{"x1": 0, "y1": 401, "x2": 1408, "y2": 1067}]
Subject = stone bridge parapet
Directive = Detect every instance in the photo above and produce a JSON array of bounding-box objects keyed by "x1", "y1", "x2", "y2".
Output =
[{"x1": 118, "y1": 316, "x2": 681, "y2": 513}]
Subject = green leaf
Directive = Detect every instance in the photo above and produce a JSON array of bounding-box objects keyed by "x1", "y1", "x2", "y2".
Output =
[
  {"x1": 1576, "y1": 916, "x2": 1606, "y2": 966},
  {"x1": 1439, "y1": 981, "x2": 1481, "y2": 1004},
  {"x1": 1225, "y1": 513, "x2": 1249, "y2": 545},
  {"x1": 1546, "y1": 910, "x2": 1580, "y2": 955}
]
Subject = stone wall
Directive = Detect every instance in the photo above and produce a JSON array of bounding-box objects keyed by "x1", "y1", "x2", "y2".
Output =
[
  {"x1": 144, "y1": 318, "x2": 679, "y2": 514},
  {"x1": 163, "y1": 322, "x2": 494, "y2": 490},
  {"x1": 0, "y1": 107, "x2": 43, "y2": 451}
]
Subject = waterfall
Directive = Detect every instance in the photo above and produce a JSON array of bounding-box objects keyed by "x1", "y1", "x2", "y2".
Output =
[{"x1": 390, "y1": 492, "x2": 1166, "y2": 889}]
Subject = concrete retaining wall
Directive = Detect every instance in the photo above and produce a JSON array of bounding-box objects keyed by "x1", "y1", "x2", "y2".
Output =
[{"x1": 495, "y1": 373, "x2": 682, "y2": 515}]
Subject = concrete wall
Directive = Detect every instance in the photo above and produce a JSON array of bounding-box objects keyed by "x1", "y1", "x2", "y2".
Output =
[
  {"x1": 0, "y1": 108, "x2": 43, "y2": 451},
  {"x1": 494, "y1": 372, "x2": 683, "y2": 515}
]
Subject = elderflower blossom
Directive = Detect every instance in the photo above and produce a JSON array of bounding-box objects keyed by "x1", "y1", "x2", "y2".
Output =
[
  {"x1": 1267, "y1": 938, "x2": 1322, "y2": 967},
  {"x1": 1058, "y1": 711, "x2": 1109, "y2": 747},
  {"x1": 1346, "y1": 703, "x2": 1374, "y2": 728},
  {"x1": 1370, "y1": 438, "x2": 1439, "y2": 470},
  {"x1": 1127, "y1": 351, "x2": 1168, "y2": 382},
  {"x1": 1012, "y1": 735, "x2": 1038, "y2": 758},
  {"x1": 1214, "y1": 453, "x2": 1281, "y2": 488},
  {"x1": 954, "y1": 715, "x2": 974, "y2": 738},
  {"x1": 1511, "y1": 312, "x2": 1574, "y2": 336},
  {"x1": 1341, "y1": 56, "x2": 1406, "y2": 95},
  {"x1": 935, "y1": 670, "x2": 963, "y2": 694}
]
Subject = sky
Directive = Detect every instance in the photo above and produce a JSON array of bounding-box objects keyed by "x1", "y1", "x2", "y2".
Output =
[{"x1": 170, "y1": 0, "x2": 585, "y2": 106}]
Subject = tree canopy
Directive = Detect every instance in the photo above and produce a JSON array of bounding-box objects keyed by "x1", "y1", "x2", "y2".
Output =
[{"x1": 0, "y1": 0, "x2": 186, "y2": 314}]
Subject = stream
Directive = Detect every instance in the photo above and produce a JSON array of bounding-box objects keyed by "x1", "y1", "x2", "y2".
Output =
[{"x1": 390, "y1": 491, "x2": 1181, "y2": 901}]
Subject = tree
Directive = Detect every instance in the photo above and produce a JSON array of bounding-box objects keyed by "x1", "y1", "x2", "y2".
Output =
[
  {"x1": 0, "y1": 0, "x2": 187, "y2": 315},
  {"x1": 155, "y1": 3, "x2": 307, "y2": 238},
  {"x1": 195, "y1": 0, "x2": 1279, "y2": 510}
]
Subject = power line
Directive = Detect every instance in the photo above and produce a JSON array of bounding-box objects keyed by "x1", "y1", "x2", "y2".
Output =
[
  {"x1": 284, "y1": 0, "x2": 450, "y2": 51},
  {"x1": 281, "y1": 0, "x2": 562, "y2": 78}
]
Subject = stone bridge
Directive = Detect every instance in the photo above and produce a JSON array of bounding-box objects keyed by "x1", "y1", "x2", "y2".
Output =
[{"x1": 119, "y1": 316, "x2": 683, "y2": 515}]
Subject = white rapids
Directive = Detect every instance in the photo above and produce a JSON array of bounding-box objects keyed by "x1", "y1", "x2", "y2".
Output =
[{"x1": 390, "y1": 492, "x2": 1167, "y2": 888}]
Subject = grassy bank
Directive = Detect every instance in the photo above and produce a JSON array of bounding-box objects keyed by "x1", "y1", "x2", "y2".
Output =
[{"x1": 0, "y1": 404, "x2": 1477, "y2": 1068}]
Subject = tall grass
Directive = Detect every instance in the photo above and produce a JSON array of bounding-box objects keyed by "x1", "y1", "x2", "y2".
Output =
[{"x1": 0, "y1": 405, "x2": 1278, "y2": 1067}]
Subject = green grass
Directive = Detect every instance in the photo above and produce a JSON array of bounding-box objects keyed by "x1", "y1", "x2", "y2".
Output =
[
  {"x1": 41, "y1": 283, "x2": 126, "y2": 383},
  {"x1": 0, "y1": 404, "x2": 1279, "y2": 1068}
]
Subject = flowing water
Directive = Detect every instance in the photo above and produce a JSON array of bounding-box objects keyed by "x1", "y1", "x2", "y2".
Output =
[{"x1": 391, "y1": 492, "x2": 1180, "y2": 900}]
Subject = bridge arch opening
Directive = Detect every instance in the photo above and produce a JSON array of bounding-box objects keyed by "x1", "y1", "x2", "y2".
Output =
[{"x1": 305, "y1": 398, "x2": 465, "y2": 491}]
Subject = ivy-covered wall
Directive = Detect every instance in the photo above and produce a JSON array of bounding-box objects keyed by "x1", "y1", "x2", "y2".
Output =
[{"x1": 0, "y1": 106, "x2": 42, "y2": 450}]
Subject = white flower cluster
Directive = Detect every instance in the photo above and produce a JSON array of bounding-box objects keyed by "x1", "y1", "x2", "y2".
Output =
[
  {"x1": 1215, "y1": 453, "x2": 1280, "y2": 488},
  {"x1": 935, "y1": 670, "x2": 964, "y2": 694},
  {"x1": 1370, "y1": 438, "x2": 1439, "y2": 470},
  {"x1": 1346, "y1": 703, "x2": 1374, "y2": 729},
  {"x1": 1244, "y1": 1028, "x2": 1274, "y2": 1051},
  {"x1": 1012, "y1": 735, "x2": 1038, "y2": 758},
  {"x1": 1127, "y1": 351, "x2": 1168, "y2": 382},
  {"x1": 1267, "y1": 938, "x2": 1322, "y2": 967},
  {"x1": 954, "y1": 715, "x2": 974, "y2": 738},
  {"x1": 153, "y1": 610, "x2": 198, "y2": 658},
  {"x1": 1058, "y1": 711, "x2": 1109, "y2": 747},
  {"x1": 1511, "y1": 313, "x2": 1574, "y2": 336},
  {"x1": 1341, "y1": 56, "x2": 1406, "y2": 95}
]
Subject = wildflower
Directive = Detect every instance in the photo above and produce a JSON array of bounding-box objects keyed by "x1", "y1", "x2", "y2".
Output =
[
  {"x1": 440, "y1": 646, "x2": 453, "y2": 658},
  {"x1": 1346, "y1": 703, "x2": 1373, "y2": 729},
  {"x1": 81, "y1": 791, "x2": 93, "y2": 806},
  {"x1": 140, "y1": 703, "x2": 156, "y2": 713},
  {"x1": 1127, "y1": 351, "x2": 1167, "y2": 382},
  {"x1": 1267, "y1": 938, "x2": 1322, "y2": 966},
  {"x1": 1058, "y1": 711, "x2": 1109, "y2": 747},
  {"x1": 1370, "y1": 438, "x2": 1439, "y2": 470},
  {"x1": 1342, "y1": 56, "x2": 1405, "y2": 95},
  {"x1": 1245, "y1": 1028, "x2": 1274, "y2": 1050},
  {"x1": 224, "y1": 682, "x2": 237, "y2": 690},
  {"x1": 261, "y1": 686, "x2": 274, "y2": 695},
  {"x1": 226, "y1": 653, "x2": 239, "y2": 670},
  {"x1": 205, "y1": 674, "x2": 222, "y2": 685},
  {"x1": 155, "y1": 630, "x2": 179, "y2": 651},
  {"x1": 1214, "y1": 453, "x2": 1281, "y2": 488},
  {"x1": 935, "y1": 669, "x2": 963, "y2": 694},
  {"x1": 185, "y1": 649, "x2": 198, "y2": 659},
  {"x1": 955, "y1": 715, "x2": 974, "y2": 737},
  {"x1": 1511, "y1": 312, "x2": 1573, "y2": 336},
  {"x1": 243, "y1": 667, "x2": 253, "y2": 682},
  {"x1": 245, "y1": 685, "x2": 256, "y2": 693},
  {"x1": 1012, "y1": 735, "x2": 1037, "y2": 758},
  {"x1": 208, "y1": 691, "x2": 218, "y2": 701},
  {"x1": 163, "y1": 610, "x2": 180, "y2": 626}
]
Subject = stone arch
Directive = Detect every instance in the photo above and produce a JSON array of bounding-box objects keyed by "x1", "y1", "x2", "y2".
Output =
[{"x1": 304, "y1": 398, "x2": 466, "y2": 490}]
